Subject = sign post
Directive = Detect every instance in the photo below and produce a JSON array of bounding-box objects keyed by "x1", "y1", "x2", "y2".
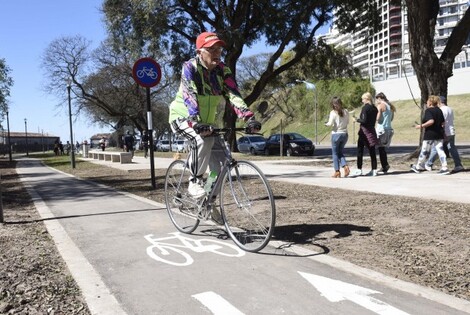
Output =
[{"x1": 132, "y1": 58, "x2": 162, "y2": 189}]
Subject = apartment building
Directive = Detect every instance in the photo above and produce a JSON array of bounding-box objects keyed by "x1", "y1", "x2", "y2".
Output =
[{"x1": 322, "y1": 0, "x2": 470, "y2": 85}]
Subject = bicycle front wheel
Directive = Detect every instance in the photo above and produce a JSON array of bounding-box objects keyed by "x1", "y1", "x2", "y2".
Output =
[
  {"x1": 219, "y1": 161, "x2": 276, "y2": 252},
  {"x1": 164, "y1": 160, "x2": 200, "y2": 233}
]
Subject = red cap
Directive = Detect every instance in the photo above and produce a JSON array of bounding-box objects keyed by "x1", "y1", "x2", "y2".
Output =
[{"x1": 196, "y1": 32, "x2": 226, "y2": 49}]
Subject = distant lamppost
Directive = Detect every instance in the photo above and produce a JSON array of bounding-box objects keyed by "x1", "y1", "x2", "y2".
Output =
[
  {"x1": 41, "y1": 129, "x2": 45, "y2": 153},
  {"x1": 24, "y1": 118, "x2": 29, "y2": 156},
  {"x1": 67, "y1": 78, "x2": 76, "y2": 168},
  {"x1": 296, "y1": 80, "x2": 318, "y2": 145},
  {"x1": 6, "y1": 111, "x2": 12, "y2": 162}
]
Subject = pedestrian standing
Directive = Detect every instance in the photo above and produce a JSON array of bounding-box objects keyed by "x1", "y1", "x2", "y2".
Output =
[
  {"x1": 99, "y1": 137, "x2": 106, "y2": 151},
  {"x1": 124, "y1": 131, "x2": 135, "y2": 156},
  {"x1": 352, "y1": 92, "x2": 378, "y2": 176},
  {"x1": 325, "y1": 97, "x2": 350, "y2": 178},
  {"x1": 141, "y1": 130, "x2": 149, "y2": 158},
  {"x1": 375, "y1": 92, "x2": 396, "y2": 174}
]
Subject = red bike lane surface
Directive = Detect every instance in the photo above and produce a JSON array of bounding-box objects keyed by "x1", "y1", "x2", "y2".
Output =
[{"x1": 17, "y1": 159, "x2": 470, "y2": 314}]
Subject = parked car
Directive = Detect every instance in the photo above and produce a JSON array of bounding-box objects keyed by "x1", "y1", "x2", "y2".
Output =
[
  {"x1": 237, "y1": 135, "x2": 266, "y2": 155},
  {"x1": 264, "y1": 133, "x2": 314, "y2": 156},
  {"x1": 155, "y1": 139, "x2": 170, "y2": 152},
  {"x1": 171, "y1": 139, "x2": 189, "y2": 152}
]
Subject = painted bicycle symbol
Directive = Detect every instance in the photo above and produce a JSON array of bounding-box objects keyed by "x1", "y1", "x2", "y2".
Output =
[
  {"x1": 144, "y1": 232, "x2": 245, "y2": 266},
  {"x1": 136, "y1": 67, "x2": 158, "y2": 79}
]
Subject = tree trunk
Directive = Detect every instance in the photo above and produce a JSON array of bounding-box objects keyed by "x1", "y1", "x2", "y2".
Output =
[{"x1": 405, "y1": 0, "x2": 470, "y2": 150}]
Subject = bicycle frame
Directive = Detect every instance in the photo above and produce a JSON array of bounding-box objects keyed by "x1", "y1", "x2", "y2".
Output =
[{"x1": 173, "y1": 128, "x2": 246, "y2": 221}]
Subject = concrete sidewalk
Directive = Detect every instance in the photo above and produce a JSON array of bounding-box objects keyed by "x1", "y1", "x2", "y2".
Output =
[{"x1": 82, "y1": 154, "x2": 470, "y2": 204}]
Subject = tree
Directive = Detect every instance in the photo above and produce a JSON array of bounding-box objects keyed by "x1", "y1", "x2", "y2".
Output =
[
  {"x1": 404, "y1": 0, "x2": 470, "y2": 104},
  {"x1": 102, "y1": 0, "x2": 381, "y2": 146},
  {"x1": 41, "y1": 36, "x2": 175, "y2": 135},
  {"x1": 0, "y1": 58, "x2": 13, "y2": 115},
  {"x1": 401, "y1": 0, "x2": 470, "y2": 152},
  {"x1": 285, "y1": 40, "x2": 361, "y2": 81}
]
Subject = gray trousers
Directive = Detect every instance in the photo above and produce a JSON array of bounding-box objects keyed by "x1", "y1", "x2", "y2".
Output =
[{"x1": 170, "y1": 119, "x2": 226, "y2": 181}]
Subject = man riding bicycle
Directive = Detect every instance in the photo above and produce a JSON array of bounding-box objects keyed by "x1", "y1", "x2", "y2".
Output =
[{"x1": 168, "y1": 31, "x2": 261, "y2": 205}]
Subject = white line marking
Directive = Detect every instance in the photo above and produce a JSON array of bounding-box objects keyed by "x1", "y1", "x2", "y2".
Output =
[{"x1": 192, "y1": 291, "x2": 244, "y2": 315}]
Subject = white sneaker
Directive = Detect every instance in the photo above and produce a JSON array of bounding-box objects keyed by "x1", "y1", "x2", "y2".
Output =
[
  {"x1": 410, "y1": 164, "x2": 424, "y2": 173},
  {"x1": 452, "y1": 165, "x2": 465, "y2": 173},
  {"x1": 351, "y1": 169, "x2": 363, "y2": 176},
  {"x1": 424, "y1": 164, "x2": 433, "y2": 172},
  {"x1": 188, "y1": 181, "x2": 206, "y2": 198}
]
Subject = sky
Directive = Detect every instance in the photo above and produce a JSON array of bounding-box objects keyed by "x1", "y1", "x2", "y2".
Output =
[
  {"x1": 0, "y1": 1, "x2": 330, "y2": 143},
  {"x1": 0, "y1": 1, "x2": 108, "y2": 142}
]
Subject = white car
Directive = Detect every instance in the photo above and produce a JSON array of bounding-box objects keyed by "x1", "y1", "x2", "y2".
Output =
[
  {"x1": 172, "y1": 139, "x2": 189, "y2": 152},
  {"x1": 155, "y1": 139, "x2": 170, "y2": 152}
]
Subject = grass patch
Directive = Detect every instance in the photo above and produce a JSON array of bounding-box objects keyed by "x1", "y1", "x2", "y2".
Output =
[{"x1": 260, "y1": 93, "x2": 470, "y2": 145}]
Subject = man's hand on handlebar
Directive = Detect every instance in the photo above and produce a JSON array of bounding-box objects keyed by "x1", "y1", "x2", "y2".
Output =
[{"x1": 193, "y1": 123, "x2": 213, "y2": 137}]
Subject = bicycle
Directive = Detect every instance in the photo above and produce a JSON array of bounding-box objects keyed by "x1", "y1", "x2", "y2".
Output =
[{"x1": 164, "y1": 127, "x2": 276, "y2": 253}]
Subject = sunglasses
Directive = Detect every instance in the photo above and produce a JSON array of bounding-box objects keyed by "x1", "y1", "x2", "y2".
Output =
[{"x1": 202, "y1": 46, "x2": 224, "y2": 53}]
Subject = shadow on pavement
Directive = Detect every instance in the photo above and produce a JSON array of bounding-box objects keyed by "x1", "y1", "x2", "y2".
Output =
[{"x1": 273, "y1": 223, "x2": 373, "y2": 244}]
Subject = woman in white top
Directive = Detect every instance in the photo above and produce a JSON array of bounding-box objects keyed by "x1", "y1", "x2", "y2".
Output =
[{"x1": 325, "y1": 97, "x2": 350, "y2": 178}]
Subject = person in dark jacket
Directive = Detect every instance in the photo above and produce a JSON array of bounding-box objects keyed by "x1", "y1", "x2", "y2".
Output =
[
  {"x1": 352, "y1": 92, "x2": 378, "y2": 176},
  {"x1": 123, "y1": 131, "x2": 135, "y2": 156},
  {"x1": 410, "y1": 95, "x2": 449, "y2": 175}
]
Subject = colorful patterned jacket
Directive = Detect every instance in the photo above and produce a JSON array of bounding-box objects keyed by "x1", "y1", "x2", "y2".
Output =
[{"x1": 169, "y1": 57, "x2": 253, "y2": 124}]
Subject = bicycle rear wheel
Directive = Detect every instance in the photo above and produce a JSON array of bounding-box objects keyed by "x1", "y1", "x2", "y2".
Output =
[
  {"x1": 164, "y1": 160, "x2": 200, "y2": 233},
  {"x1": 219, "y1": 161, "x2": 276, "y2": 252}
]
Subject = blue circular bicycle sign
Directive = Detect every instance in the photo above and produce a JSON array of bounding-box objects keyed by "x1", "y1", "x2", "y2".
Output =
[{"x1": 132, "y1": 58, "x2": 162, "y2": 88}]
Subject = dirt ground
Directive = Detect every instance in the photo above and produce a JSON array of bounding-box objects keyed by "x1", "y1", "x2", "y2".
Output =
[{"x1": 1, "y1": 157, "x2": 469, "y2": 314}]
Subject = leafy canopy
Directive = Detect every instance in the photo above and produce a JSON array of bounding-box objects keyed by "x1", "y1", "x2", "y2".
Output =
[
  {"x1": 0, "y1": 58, "x2": 13, "y2": 114},
  {"x1": 102, "y1": 0, "x2": 381, "y2": 105}
]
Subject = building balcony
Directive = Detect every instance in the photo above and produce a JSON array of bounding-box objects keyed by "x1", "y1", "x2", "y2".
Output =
[
  {"x1": 390, "y1": 53, "x2": 403, "y2": 61},
  {"x1": 439, "y1": 0, "x2": 459, "y2": 8},
  {"x1": 435, "y1": 33, "x2": 450, "y2": 39}
]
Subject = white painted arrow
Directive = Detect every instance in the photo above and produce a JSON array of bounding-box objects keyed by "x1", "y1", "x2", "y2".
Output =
[{"x1": 299, "y1": 272, "x2": 410, "y2": 315}]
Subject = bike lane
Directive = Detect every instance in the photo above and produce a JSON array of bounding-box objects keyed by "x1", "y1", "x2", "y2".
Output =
[{"x1": 17, "y1": 159, "x2": 470, "y2": 315}]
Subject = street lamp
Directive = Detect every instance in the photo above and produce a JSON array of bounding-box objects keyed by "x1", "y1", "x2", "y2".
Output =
[
  {"x1": 67, "y1": 78, "x2": 76, "y2": 168},
  {"x1": 6, "y1": 111, "x2": 12, "y2": 162},
  {"x1": 24, "y1": 118, "x2": 29, "y2": 156},
  {"x1": 296, "y1": 80, "x2": 318, "y2": 145}
]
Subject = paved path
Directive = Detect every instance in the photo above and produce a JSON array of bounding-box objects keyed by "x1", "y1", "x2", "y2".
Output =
[{"x1": 17, "y1": 158, "x2": 470, "y2": 314}]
